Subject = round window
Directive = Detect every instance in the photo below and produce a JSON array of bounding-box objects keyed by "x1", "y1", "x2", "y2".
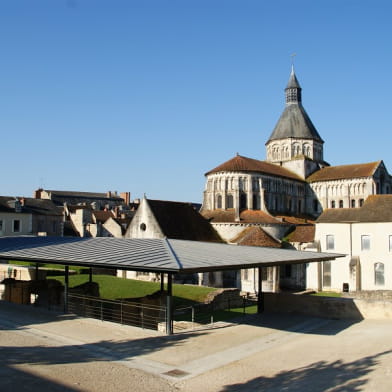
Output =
[{"x1": 140, "y1": 223, "x2": 146, "y2": 231}]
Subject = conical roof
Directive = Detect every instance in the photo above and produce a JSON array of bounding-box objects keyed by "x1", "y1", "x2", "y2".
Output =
[{"x1": 266, "y1": 68, "x2": 323, "y2": 143}]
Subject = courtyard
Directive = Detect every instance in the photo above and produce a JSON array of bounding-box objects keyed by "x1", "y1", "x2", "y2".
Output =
[{"x1": 1, "y1": 300, "x2": 391, "y2": 391}]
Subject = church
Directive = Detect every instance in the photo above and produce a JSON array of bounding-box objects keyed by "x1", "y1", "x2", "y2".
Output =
[{"x1": 201, "y1": 66, "x2": 392, "y2": 244}]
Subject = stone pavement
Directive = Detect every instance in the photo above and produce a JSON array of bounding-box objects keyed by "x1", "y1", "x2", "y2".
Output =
[{"x1": 1, "y1": 301, "x2": 392, "y2": 391}]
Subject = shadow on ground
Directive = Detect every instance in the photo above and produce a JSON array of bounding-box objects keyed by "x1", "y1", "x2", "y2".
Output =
[{"x1": 221, "y1": 349, "x2": 392, "y2": 392}]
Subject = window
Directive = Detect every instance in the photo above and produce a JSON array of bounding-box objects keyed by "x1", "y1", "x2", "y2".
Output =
[
  {"x1": 0, "y1": 220, "x2": 3, "y2": 232},
  {"x1": 339, "y1": 200, "x2": 344, "y2": 208},
  {"x1": 322, "y1": 261, "x2": 331, "y2": 287},
  {"x1": 331, "y1": 201, "x2": 336, "y2": 208},
  {"x1": 226, "y1": 194, "x2": 233, "y2": 209},
  {"x1": 361, "y1": 235, "x2": 370, "y2": 251},
  {"x1": 359, "y1": 199, "x2": 364, "y2": 207},
  {"x1": 374, "y1": 263, "x2": 385, "y2": 286},
  {"x1": 240, "y1": 193, "x2": 247, "y2": 209},
  {"x1": 351, "y1": 199, "x2": 356, "y2": 208},
  {"x1": 13, "y1": 220, "x2": 21, "y2": 233},
  {"x1": 313, "y1": 199, "x2": 318, "y2": 212},
  {"x1": 216, "y1": 195, "x2": 222, "y2": 209},
  {"x1": 326, "y1": 235, "x2": 335, "y2": 250}
]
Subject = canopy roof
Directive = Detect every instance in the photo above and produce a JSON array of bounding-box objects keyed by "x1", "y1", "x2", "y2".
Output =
[{"x1": 0, "y1": 236, "x2": 342, "y2": 274}]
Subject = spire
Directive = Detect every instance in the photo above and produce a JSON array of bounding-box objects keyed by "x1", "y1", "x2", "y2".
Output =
[{"x1": 285, "y1": 66, "x2": 302, "y2": 104}]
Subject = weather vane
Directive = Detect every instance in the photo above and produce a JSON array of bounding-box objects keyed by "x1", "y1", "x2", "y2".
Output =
[{"x1": 291, "y1": 53, "x2": 297, "y2": 67}]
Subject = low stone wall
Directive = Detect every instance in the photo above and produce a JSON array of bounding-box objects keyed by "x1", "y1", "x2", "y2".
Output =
[
  {"x1": 264, "y1": 292, "x2": 392, "y2": 320},
  {"x1": 342, "y1": 290, "x2": 392, "y2": 301},
  {"x1": 204, "y1": 288, "x2": 245, "y2": 310}
]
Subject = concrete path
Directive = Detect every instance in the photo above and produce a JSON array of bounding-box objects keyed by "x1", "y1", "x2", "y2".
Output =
[{"x1": 1, "y1": 301, "x2": 392, "y2": 391}]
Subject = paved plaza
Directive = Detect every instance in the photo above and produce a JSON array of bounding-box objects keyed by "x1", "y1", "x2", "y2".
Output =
[{"x1": 1, "y1": 301, "x2": 392, "y2": 391}]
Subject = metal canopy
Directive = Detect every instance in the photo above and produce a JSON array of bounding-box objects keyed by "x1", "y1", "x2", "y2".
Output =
[{"x1": 0, "y1": 236, "x2": 343, "y2": 273}]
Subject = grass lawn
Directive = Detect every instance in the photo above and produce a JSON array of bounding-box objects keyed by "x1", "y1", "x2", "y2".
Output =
[
  {"x1": 51, "y1": 274, "x2": 216, "y2": 306},
  {"x1": 311, "y1": 291, "x2": 341, "y2": 298}
]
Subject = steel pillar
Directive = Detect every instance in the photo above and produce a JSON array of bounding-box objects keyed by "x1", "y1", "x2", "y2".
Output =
[
  {"x1": 64, "y1": 265, "x2": 69, "y2": 313},
  {"x1": 257, "y1": 267, "x2": 264, "y2": 314},
  {"x1": 166, "y1": 273, "x2": 173, "y2": 335}
]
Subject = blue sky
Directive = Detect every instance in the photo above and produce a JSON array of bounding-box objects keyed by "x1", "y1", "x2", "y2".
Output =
[{"x1": 1, "y1": 1, "x2": 391, "y2": 203}]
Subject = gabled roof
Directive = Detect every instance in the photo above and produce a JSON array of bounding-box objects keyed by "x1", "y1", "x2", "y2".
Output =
[
  {"x1": 231, "y1": 227, "x2": 281, "y2": 248},
  {"x1": 147, "y1": 199, "x2": 223, "y2": 243},
  {"x1": 0, "y1": 236, "x2": 343, "y2": 273},
  {"x1": 307, "y1": 161, "x2": 381, "y2": 182},
  {"x1": 205, "y1": 155, "x2": 303, "y2": 181},
  {"x1": 93, "y1": 210, "x2": 114, "y2": 223},
  {"x1": 317, "y1": 195, "x2": 392, "y2": 223},
  {"x1": 202, "y1": 209, "x2": 282, "y2": 224}
]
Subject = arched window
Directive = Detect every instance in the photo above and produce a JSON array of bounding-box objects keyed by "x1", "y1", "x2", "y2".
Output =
[
  {"x1": 253, "y1": 194, "x2": 260, "y2": 210},
  {"x1": 331, "y1": 200, "x2": 336, "y2": 208},
  {"x1": 374, "y1": 263, "x2": 385, "y2": 286},
  {"x1": 339, "y1": 200, "x2": 344, "y2": 208},
  {"x1": 240, "y1": 193, "x2": 247, "y2": 210},
  {"x1": 351, "y1": 199, "x2": 356, "y2": 208},
  {"x1": 216, "y1": 195, "x2": 222, "y2": 209},
  {"x1": 226, "y1": 194, "x2": 234, "y2": 209}
]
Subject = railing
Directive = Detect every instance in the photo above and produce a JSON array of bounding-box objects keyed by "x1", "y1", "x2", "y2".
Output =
[
  {"x1": 67, "y1": 293, "x2": 166, "y2": 332},
  {"x1": 173, "y1": 296, "x2": 258, "y2": 332}
]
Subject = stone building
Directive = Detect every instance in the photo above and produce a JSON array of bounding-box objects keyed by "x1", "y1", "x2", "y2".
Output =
[{"x1": 200, "y1": 66, "x2": 392, "y2": 293}]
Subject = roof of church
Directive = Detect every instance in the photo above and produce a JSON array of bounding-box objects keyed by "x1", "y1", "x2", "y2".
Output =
[
  {"x1": 306, "y1": 161, "x2": 381, "y2": 182},
  {"x1": 205, "y1": 154, "x2": 303, "y2": 181},
  {"x1": 266, "y1": 68, "x2": 323, "y2": 143},
  {"x1": 147, "y1": 199, "x2": 224, "y2": 242},
  {"x1": 0, "y1": 196, "x2": 62, "y2": 216},
  {"x1": 286, "y1": 225, "x2": 315, "y2": 243},
  {"x1": 230, "y1": 227, "x2": 282, "y2": 248},
  {"x1": 201, "y1": 209, "x2": 284, "y2": 224},
  {"x1": 317, "y1": 195, "x2": 392, "y2": 223}
]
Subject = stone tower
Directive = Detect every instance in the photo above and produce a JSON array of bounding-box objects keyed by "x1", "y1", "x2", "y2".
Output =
[{"x1": 265, "y1": 66, "x2": 328, "y2": 178}]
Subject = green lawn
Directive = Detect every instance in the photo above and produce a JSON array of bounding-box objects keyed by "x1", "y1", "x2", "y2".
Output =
[
  {"x1": 311, "y1": 291, "x2": 341, "y2": 298},
  {"x1": 51, "y1": 274, "x2": 216, "y2": 306}
]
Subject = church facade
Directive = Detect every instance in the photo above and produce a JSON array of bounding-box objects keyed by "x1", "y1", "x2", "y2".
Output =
[{"x1": 201, "y1": 67, "x2": 392, "y2": 241}]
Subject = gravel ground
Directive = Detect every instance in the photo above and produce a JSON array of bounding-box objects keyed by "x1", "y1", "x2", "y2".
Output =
[{"x1": 1, "y1": 301, "x2": 392, "y2": 391}]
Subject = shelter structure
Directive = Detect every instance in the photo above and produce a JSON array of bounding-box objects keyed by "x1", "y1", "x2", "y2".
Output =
[{"x1": 0, "y1": 236, "x2": 342, "y2": 334}]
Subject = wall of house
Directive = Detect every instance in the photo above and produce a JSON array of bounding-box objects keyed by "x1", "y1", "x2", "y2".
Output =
[
  {"x1": 125, "y1": 199, "x2": 163, "y2": 239},
  {"x1": 310, "y1": 222, "x2": 392, "y2": 292},
  {"x1": 102, "y1": 218, "x2": 123, "y2": 238},
  {"x1": 0, "y1": 213, "x2": 32, "y2": 236}
]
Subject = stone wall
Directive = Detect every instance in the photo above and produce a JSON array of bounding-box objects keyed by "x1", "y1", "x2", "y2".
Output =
[{"x1": 264, "y1": 292, "x2": 392, "y2": 320}]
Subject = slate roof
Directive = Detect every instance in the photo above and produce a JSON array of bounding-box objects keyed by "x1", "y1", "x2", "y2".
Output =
[
  {"x1": 231, "y1": 227, "x2": 282, "y2": 248},
  {"x1": 0, "y1": 197, "x2": 62, "y2": 216},
  {"x1": 317, "y1": 195, "x2": 392, "y2": 223},
  {"x1": 266, "y1": 68, "x2": 323, "y2": 143},
  {"x1": 147, "y1": 199, "x2": 223, "y2": 243},
  {"x1": 307, "y1": 161, "x2": 380, "y2": 182},
  {"x1": 267, "y1": 104, "x2": 323, "y2": 143},
  {"x1": 0, "y1": 236, "x2": 343, "y2": 273},
  {"x1": 205, "y1": 155, "x2": 303, "y2": 181},
  {"x1": 202, "y1": 209, "x2": 282, "y2": 224}
]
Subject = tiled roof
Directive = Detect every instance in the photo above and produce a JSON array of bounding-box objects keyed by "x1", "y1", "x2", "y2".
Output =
[
  {"x1": 205, "y1": 155, "x2": 304, "y2": 181},
  {"x1": 147, "y1": 199, "x2": 223, "y2": 243},
  {"x1": 317, "y1": 195, "x2": 392, "y2": 223},
  {"x1": 287, "y1": 225, "x2": 315, "y2": 243},
  {"x1": 93, "y1": 210, "x2": 114, "y2": 223},
  {"x1": 202, "y1": 209, "x2": 282, "y2": 224},
  {"x1": 231, "y1": 227, "x2": 281, "y2": 248},
  {"x1": 275, "y1": 215, "x2": 315, "y2": 224},
  {"x1": 307, "y1": 161, "x2": 380, "y2": 182}
]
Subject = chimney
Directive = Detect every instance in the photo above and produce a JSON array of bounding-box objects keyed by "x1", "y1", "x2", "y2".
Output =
[
  {"x1": 107, "y1": 191, "x2": 112, "y2": 198},
  {"x1": 34, "y1": 189, "x2": 42, "y2": 199},
  {"x1": 20, "y1": 197, "x2": 25, "y2": 206},
  {"x1": 120, "y1": 192, "x2": 131, "y2": 205}
]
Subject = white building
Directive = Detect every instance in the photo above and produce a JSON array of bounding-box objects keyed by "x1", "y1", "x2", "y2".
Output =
[{"x1": 307, "y1": 195, "x2": 392, "y2": 292}]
